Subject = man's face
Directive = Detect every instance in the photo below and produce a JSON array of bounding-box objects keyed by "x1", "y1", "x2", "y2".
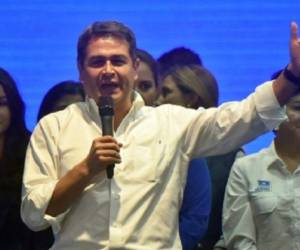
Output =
[
  {"x1": 79, "y1": 36, "x2": 138, "y2": 110},
  {"x1": 135, "y1": 61, "x2": 157, "y2": 106}
]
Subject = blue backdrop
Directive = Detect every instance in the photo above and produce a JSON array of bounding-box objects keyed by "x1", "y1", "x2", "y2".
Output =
[{"x1": 1, "y1": 0, "x2": 299, "y2": 153}]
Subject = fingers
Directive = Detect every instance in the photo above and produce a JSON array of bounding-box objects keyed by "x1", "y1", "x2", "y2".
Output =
[
  {"x1": 86, "y1": 136, "x2": 122, "y2": 175},
  {"x1": 289, "y1": 22, "x2": 300, "y2": 76},
  {"x1": 95, "y1": 135, "x2": 123, "y2": 147},
  {"x1": 95, "y1": 149, "x2": 121, "y2": 163},
  {"x1": 91, "y1": 136, "x2": 122, "y2": 152},
  {"x1": 91, "y1": 137, "x2": 122, "y2": 162},
  {"x1": 291, "y1": 21, "x2": 299, "y2": 42}
]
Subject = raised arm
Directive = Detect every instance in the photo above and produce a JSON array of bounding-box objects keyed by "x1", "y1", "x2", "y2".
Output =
[{"x1": 273, "y1": 22, "x2": 300, "y2": 105}]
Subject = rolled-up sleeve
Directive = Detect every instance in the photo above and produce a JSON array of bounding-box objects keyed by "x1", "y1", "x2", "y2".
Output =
[
  {"x1": 222, "y1": 159, "x2": 257, "y2": 250},
  {"x1": 253, "y1": 81, "x2": 286, "y2": 130},
  {"x1": 183, "y1": 81, "x2": 287, "y2": 158},
  {"x1": 21, "y1": 118, "x2": 67, "y2": 233}
]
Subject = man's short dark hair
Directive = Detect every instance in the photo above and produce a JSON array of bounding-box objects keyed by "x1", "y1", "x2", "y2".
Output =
[
  {"x1": 77, "y1": 21, "x2": 137, "y2": 66},
  {"x1": 157, "y1": 47, "x2": 203, "y2": 75}
]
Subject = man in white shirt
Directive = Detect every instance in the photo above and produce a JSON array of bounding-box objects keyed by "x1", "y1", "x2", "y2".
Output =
[{"x1": 21, "y1": 20, "x2": 300, "y2": 249}]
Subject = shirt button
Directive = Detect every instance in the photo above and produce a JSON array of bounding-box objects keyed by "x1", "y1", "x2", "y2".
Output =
[
  {"x1": 113, "y1": 193, "x2": 120, "y2": 200},
  {"x1": 112, "y1": 222, "x2": 119, "y2": 227}
]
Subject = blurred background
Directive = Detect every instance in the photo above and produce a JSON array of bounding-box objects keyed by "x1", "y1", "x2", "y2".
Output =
[{"x1": 0, "y1": 0, "x2": 299, "y2": 153}]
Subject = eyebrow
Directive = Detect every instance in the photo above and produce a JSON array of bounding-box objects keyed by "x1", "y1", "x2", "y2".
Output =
[{"x1": 89, "y1": 55, "x2": 128, "y2": 60}]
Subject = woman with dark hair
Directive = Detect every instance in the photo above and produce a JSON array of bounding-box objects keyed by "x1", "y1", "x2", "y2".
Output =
[
  {"x1": 0, "y1": 67, "x2": 32, "y2": 248},
  {"x1": 37, "y1": 80, "x2": 85, "y2": 121},
  {"x1": 134, "y1": 48, "x2": 159, "y2": 106}
]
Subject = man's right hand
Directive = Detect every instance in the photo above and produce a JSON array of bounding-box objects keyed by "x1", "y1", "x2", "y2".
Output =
[
  {"x1": 85, "y1": 135, "x2": 122, "y2": 176},
  {"x1": 46, "y1": 136, "x2": 122, "y2": 216}
]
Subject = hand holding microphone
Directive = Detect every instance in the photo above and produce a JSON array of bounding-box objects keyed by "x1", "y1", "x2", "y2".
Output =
[
  {"x1": 98, "y1": 96, "x2": 117, "y2": 179},
  {"x1": 85, "y1": 96, "x2": 121, "y2": 179},
  {"x1": 84, "y1": 96, "x2": 121, "y2": 178},
  {"x1": 85, "y1": 135, "x2": 121, "y2": 178}
]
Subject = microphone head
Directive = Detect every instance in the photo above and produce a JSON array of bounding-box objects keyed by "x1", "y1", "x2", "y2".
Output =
[{"x1": 99, "y1": 96, "x2": 114, "y2": 116}]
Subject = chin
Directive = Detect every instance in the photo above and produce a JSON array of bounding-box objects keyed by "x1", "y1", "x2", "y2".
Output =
[{"x1": 111, "y1": 92, "x2": 123, "y2": 100}]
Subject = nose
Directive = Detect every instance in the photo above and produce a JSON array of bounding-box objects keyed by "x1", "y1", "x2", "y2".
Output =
[
  {"x1": 102, "y1": 61, "x2": 115, "y2": 80},
  {"x1": 104, "y1": 61, "x2": 113, "y2": 72}
]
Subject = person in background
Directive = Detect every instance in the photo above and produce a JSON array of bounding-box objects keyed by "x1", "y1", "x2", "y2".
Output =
[
  {"x1": 156, "y1": 53, "x2": 243, "y2": 249},
  {"x1": 222, "y1": 89, "x2": 300, "y2": 249},
  {"x1": 157, "y1": 46, "x2": 203, "y2": 76},
  {"x1": 37, "y1": 80, "x2": 85, "y2": 121},
  {"x1": 156, "y1": 65, "x2": 218, "y2": 109},
  {"x1": 0, "y1": 67, "x2": 32, "y2": 249},
  {"x1": 134, "y1": 49, "x2": 159, "y2": 106},
  {"x1": 136, "y1": 48, "x2": 211, "y2": 250},
  {"x1": 21, "y1": 20, "x2": 300, "y2": 249}
]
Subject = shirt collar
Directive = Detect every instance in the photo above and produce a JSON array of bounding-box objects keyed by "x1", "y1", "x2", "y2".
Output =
[
  {"x1": 267, "y1": 141, "x2": 286, "y2": 170},
  {"x1": 85, "y1": 91, "x2": 145, "y2": 129}
]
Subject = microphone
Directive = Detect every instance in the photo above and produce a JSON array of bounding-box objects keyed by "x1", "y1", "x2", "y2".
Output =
[{"x1": 98, "y1": 96, "x2": 115, "y2": 179}]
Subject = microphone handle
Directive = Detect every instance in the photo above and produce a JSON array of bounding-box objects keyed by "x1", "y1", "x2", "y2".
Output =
[
  {"x1": 101, "y1": 116, "x2": 114, "y2": 136},
  {"x1": 106, "y1": 166, "x2": 114, "y2": 179},
  {"x1": 101, "y1": 115, "x2": 115, "y2": 179}
]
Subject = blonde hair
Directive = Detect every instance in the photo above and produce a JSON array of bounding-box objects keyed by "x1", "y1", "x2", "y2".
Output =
[{"x1": 163, "y1": 65, "x2": 219, "y2": 108}]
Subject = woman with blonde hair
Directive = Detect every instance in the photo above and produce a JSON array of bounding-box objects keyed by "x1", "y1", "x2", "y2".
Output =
[
  {"x1": 158, "y1": 64, "x2": 243, "y2": 250},
  {"x1": 157, "y1": 65, "x2": 218, "y2": 109}
]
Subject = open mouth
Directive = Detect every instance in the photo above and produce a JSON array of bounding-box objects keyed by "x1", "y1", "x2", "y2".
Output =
[{"x1": 99, "y1": 82, "x2": 121, "y2": 94}]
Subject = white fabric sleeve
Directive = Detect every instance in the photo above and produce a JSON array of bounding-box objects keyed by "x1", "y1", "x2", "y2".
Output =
[
  {"x1": 21, "y1": 117, "x2": 68, "y2": 233},
  {"x1": 183, "y1": 81, "x2": 286, "y2": 158},
  {"x1": 222, "y1": 158, "x2": 257, "y2": 250}
]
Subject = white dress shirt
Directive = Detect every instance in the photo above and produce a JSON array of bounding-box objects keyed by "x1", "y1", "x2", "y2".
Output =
[
  {"x1": 22, "y1": 82, "x2": 285, "y2": 250},
  {"x1": 223, "y1": 142, "x2": 300, "y2": 250}
]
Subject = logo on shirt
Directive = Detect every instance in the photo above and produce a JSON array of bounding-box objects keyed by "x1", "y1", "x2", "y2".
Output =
[{"x1": 255, "y1": 180, "x2": 271, "y2": 192}]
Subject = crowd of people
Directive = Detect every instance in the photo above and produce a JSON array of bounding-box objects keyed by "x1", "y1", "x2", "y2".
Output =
[{"x1": 0, "y1": 20, "x2": 300, "y2": 250}]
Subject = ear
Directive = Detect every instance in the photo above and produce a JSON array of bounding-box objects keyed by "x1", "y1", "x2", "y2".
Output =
[{"x1": 133, "y1": 57, "x2": 140, "y2": 81}]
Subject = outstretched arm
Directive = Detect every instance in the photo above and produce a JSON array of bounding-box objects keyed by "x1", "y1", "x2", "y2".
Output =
[{"x1": 273, "y1": 22, "x2": 300, "y2": 105}]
